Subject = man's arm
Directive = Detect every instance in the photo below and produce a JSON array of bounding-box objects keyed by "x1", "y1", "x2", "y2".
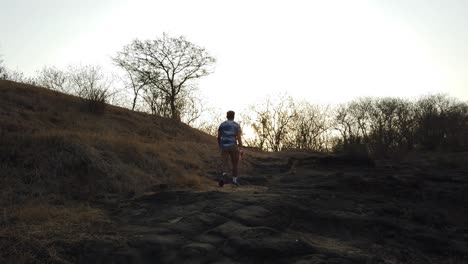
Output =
[{"x1": 237, "y1": 129, "x2": 243, "y2": 147}]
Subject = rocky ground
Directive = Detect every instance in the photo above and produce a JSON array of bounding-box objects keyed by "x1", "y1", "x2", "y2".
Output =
[{"x1": 53, "y1": 152, "x2": 468, "y2": 264}]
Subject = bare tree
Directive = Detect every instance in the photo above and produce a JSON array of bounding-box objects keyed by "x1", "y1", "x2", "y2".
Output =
[
  {"x1": 113, "y1": 33, "x2": 216, "y2": 120},
  {"x1": 389, "y1": 98, "x2": 415, "y2": 152},
  {"x1": 142, "y1": 84, "x2": 172, "y2": 117},
  {"x1": 414, "y1": 94, "x2": 468, "y2": 151},
  {"x1": 0, "y1": 56, "x2": 6, "y2": 80},
  {"x1": 334, "y1": 103, "x2": 358, "y2": 146},
  {"x1": 333, "y1": 97, "x2": 415, "y2": 157},
  {"x1": 67, "y1": 64, "x2": 113, "y2": 113},
  {"x1": 285, "y1": 101, "x2": 331, "y2": 151},
  {"x1": 3, "y1": 69, "x2": 36, "y2": 85},
  {"x1": 0, "y1": 57, "x2": 34, "y2": 84},
  {"x1": 334, "y1": 98, "x2": 375, "y2": 147},
  {"x1": 246, "y1": 95, "x2": 297, "y2": 151},
  {"x1": 113, "y1": 57, "x2": 149, "y2": 111},
  {"x1": 193, "y1": 108, "x2": 224, "y2": 136},
  {"x1": 366, "y1": 97, "x2": 414, "y2": 156},
  {"x1": 179, "y1": 89, "x2": 208, "y2": 126},
  {"x1": 242, "y1": 109, "x2": 269, "y2": 150},
  {"x1": 36, "y1": 66, "x2": 69, "y2": 93}
]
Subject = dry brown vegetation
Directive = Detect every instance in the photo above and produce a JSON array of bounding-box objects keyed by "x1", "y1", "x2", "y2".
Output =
[
  {"x1": 0, "y1": 200, "x2": 116, "y2": 263},
  {"x1": 0, "y1": 80, "x2": 221, "y2": 200},
  {"x1": 0, "y1": 80, "x2": 229, "y2": 262}
]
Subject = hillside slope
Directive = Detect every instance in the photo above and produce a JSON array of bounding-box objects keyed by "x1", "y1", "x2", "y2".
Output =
[
  {"x1": 0, "y1": 80, "x2": 222, "y2": 201},
  {"x1": 1, "y1": 80, "x2": 467, "y2": 263}
]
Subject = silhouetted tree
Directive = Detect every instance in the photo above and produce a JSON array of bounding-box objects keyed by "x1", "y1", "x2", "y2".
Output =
[
  {"x1": 246, "y1": 95, "x2": 296, "y2": 151},
  {"x1": 333, "y1": 97, "x2": 415, "y2": 157},
  {"x1": 414, "y1": 94, "x2": 468, "y2": 151},
  {"x1": 6, "y1": 70, "x2": 36, "y2": 85},
  {"x1": 333, "y1": 100, "x2": 372, "y2": 155},
  {"x1": 67, "y1": 64, "x2": 113, "y2": 113},
  {"x1": 0, "y1": 57, "x2": 6, "y2": 80},
  {"x1": 366, "y1": 97, "x2": 415, "y2": 156},
  {"x1": 334, "y1": 103, "x2": 361, "y2": 146},
  {"x1": 113, "y1": 33, "x2": 215, "y2": 120},
  {"x1": 113, "y1": 56, "x2": 150, "y2": 111},
  {"x1": 179, "y1": 89, "x2": 208, "y2": 126},
  {"x1": 36, "y1": 66, "x2": 69, "y2": 93},
  {"x1": 285, "y1": 101, "x2": 331, "y2": 151},
  {"x1": 0, "y1": 57, "x2": 36, "y2": 85},
  {"x1": 141, "y1": 83, "x2": 172, "y2": 117}
]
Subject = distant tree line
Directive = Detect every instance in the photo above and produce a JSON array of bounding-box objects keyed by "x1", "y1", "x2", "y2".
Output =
[{"x1": 243, "y1": 94, "x2": 468, "y2": 156}]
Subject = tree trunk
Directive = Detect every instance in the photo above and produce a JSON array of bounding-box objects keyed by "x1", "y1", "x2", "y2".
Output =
[
  {"x1": 132, "y1": 93, "x2": 137, "y2": 111},
  {"x1": 170, "y1": 95, "x2": 180, "y2": 121}
]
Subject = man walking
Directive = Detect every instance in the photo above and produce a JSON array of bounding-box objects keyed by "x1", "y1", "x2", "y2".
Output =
[{"x1": 218, "y1": 110, "x2": 243, "y2": 187}]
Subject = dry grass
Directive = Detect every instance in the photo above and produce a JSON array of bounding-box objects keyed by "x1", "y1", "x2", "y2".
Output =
[
  {"x1": 0, "y1": 80, "x2": 219, "y2": 202},
  {"x1": 0, "y1": 80, "x2": 257, "y2": 261},
  {"x1": 0, "y1": 200, "x2": 118, "y2": 263},
  {"x1": 1, "y1": 201, "x2": 112, "y2": 240}
]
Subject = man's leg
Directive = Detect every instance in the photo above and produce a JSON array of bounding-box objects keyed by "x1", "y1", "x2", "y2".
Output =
[
  {"x1": 221, "y1": 148, "x2": 230, "y2": 175},
  {"x1": 230, "y1": 146, "x2": 240, "y2": 185},
  {"x1": 218, "y1": 148, "x2": 231, "y2": 187}
]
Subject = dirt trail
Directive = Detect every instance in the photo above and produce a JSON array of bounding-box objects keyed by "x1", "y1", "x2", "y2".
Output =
[{"x1": 73, "y1": 153, "x2": 468, "y2": 264}]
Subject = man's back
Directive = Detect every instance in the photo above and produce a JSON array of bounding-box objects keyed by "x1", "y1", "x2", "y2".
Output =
[{"x1": 218, "y1": 120, "x2": 241, "y2": 147}]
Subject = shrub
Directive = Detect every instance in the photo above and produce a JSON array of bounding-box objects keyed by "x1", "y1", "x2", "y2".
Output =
[{"x1": 67, "y1": 64, "x2": 113, "y2": 114}]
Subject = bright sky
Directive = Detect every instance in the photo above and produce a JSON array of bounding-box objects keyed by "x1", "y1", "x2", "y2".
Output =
[{"x1": 1, "y1": 0, "x2": 467, "y2": 114}]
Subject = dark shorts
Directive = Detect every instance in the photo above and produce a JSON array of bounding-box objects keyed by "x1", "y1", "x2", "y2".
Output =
[{"x1": 221, "y1": 145, "x2": 239, "y2": 160}]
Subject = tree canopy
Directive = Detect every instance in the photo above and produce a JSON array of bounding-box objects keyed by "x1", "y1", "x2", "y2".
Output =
[{"x1": 113, "y1": 33, "x2": 216, "y2": 120}]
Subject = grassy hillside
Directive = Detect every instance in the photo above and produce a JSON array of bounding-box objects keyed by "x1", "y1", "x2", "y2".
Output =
[{"x1": 0, "y1": 80, "x2": 222, "y2": 202}]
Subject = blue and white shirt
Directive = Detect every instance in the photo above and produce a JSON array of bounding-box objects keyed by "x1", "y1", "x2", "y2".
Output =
[{"x1": 218, "y1": 120, "x2": 242, "y2": 148}]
